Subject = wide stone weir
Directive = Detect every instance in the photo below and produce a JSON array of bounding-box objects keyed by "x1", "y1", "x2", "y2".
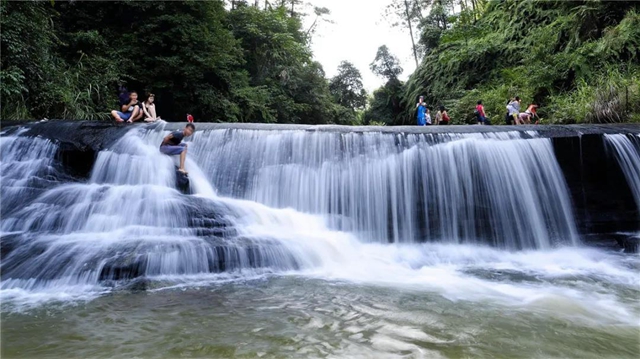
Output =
[{"x1": 2, "y1": 120, "x2": 639, "y2": 249}]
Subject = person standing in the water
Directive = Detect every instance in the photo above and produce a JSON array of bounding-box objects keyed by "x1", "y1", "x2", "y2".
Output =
[{"x1": 160, "y1": 123, "x2": 195, "y2": 174}]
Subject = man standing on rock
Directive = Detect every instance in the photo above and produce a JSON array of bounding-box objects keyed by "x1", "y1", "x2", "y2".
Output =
[{"x1": 160, "y1": 123, "x2": 195, "y2": 174}]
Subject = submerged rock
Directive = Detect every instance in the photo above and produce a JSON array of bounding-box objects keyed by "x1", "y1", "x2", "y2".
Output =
[
  {"x1": 176, "y1": 167, "x2": 190, "y2": 194},
  {"x1": 615, "y1": 233, "x2": 640, "y2": 253}
]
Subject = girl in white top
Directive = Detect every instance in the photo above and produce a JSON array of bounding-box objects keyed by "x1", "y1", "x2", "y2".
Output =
[{"x1": 143, "y1": 94, "x2": 161, "y2": 122}]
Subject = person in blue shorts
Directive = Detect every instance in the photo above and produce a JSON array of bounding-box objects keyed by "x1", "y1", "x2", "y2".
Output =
[
  {"x1": 111, "y1": 91, "x2": 142, "y2": 123},
  {"x1": 160, "y1": 123, "x2": 195, "y2": 174}
]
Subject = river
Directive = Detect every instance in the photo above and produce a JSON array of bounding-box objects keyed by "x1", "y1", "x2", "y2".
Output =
[{"x1": 1, "y1": 123, "x2": 639, "y2": 358}]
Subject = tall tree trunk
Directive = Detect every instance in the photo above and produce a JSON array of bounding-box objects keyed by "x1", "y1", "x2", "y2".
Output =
[
  {"x1": 404, "y1": 0, "x2": 419, "y2": 68},
  {"x1": 440, "y1": 0, "x2": 448, "y2": 30},
  {"x1": 471, "y1": 0, "x2": 477, "y2": 23}
]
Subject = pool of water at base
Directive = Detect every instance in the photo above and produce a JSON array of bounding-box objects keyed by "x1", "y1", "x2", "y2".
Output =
[{"x1": 2, "y1": 268, "x2": 639, "y2": 359}]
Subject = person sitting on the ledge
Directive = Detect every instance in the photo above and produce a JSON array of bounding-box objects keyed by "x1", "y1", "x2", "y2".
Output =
[
  {"x1": 160, "y1": 123, "x2": 195, "y2": 174},
  {"x1": 111, "y1": 91, "x2": 143, "y2": 123},
  {"x1": 142, "y1": 93, "x2": 160, "y2": 122}
]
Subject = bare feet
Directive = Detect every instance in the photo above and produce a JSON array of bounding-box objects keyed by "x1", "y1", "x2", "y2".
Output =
[
  {"x1": 178, "y1": 168, "x2": 189, "y2": 175},
  {"x1": 126, "y1": 120, "x2": 133, "y2": 123}
]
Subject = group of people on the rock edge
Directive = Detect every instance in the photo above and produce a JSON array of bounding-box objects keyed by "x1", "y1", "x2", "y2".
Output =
[
  {"x1": 111, "y1": 87, "x2": 161, "y2": 123},
  {"x1": 110, "y1": 87, "x2": 195, "y2": 174},
  {"x1": 505, "y1": 97, "x2": 540, "y2": 125},
  {"x1": 416, "y1": 96, "x2": 451, "y2": 126},
  {"x1": 416, "y1": 96, "x2": 540, "y2": 126}
]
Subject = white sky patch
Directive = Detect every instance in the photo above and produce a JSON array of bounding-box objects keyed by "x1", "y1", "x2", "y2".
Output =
[{"x1": 304, "y1": 0, "x2": 417, "y2": 93}]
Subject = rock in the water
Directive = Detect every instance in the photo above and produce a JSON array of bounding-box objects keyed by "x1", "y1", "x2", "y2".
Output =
[
  {"x1": 615, "y1": 233, "x2": 640, "y2": 253},
  {"x1": 176, "y1": 168, "x2": 190, "y2": 193}
]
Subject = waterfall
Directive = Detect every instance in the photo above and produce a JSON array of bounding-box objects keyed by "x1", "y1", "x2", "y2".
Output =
[
  {"x1": 0, "y1": 134, "x2": 63, "y2": 217},
  {"x1": 0, "y1": 126, "x2": 352, "y2": 294},
  {"x1": 0, "y1": 123, "x2": 590, "y2": 301},
  {"x1": 190, "y1": 129, "x2": 579, "y2": 249},
  {"x1": 605, "y1": 134, "x2": 640, "y2": 212}
]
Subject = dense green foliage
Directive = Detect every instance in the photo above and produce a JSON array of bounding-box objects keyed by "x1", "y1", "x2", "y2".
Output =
[
  {"x1": 3, "y1": 0, "x2": 639, "y2": 125},
  {"x1": 1, "y1": 0, "x2": 354, "y2": 123},
  {"x1": 391, "y1": 0, "x2": 640, "y2": 125}
]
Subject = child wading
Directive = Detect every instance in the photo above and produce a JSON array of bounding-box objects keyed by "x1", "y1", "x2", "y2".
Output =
[{"x1": 160, "y1": 124, "x2": 195, "y2": 174}]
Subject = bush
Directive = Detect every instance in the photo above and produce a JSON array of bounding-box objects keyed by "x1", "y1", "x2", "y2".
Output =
[{"x1": 547, "y1": 66, "x2": 640, "y2": 124}]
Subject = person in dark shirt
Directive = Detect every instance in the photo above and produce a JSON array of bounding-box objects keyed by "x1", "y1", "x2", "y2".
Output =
[
  {"x1": 160, "y1": 123, "x2": 195, "y2": 174},
  {"x1": 111, "y1": 91, "x2": 143, "y2": 123}
]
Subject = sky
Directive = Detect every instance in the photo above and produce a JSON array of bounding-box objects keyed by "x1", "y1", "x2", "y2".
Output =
[{"x1": 302, "y1": 0, "x2": 417, "y2": 93}]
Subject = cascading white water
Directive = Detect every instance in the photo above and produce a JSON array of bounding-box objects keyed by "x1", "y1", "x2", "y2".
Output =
[
  {"x1": 605, "y1": 134, "x2": 640, "y2": 212},
  {"x1": 1, "y1": 125, "x2": 353, "y2": 298},
  {"x1": 190, "y1": 129, "x2": 578, "y2": 249},
  {"x1": 0, "y1": 134, "x2": 62, "y2": 217},
  {"x1": 0, "y1": 126, "x2": 581, "y2": 294}
]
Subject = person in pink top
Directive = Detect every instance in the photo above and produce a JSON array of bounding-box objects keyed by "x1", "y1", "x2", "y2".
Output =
[{"x1": 475, "y1": 100, "x2": 487, "y2": 125}]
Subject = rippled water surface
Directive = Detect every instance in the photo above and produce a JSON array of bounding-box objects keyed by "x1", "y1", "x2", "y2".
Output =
[{"x1": 3, "y1": 246, "x2": 639, "y2": 359}]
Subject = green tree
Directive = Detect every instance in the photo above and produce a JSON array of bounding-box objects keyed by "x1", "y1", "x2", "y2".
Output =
[
  {"x1": 54, "y1": 0, "x2": 244, "y2": 121},
  {"x1": 384, "y1": 0, "x2": 430, "y2": 67},
  {"x1": 228, "y1": 5, "x2": 336, "y2": 123},
  {"x1": 329, "y1": 61, "x2": 368, "y2": 111},
  {"x1": 305, "y1": 6, "x2": 332, "y2": 38},
  {"x1": 370, "y1": 45, "x2": 404, "y2": 81},
  {"x1": 2, "y1": 0, "x2": 346, "y2": 124},
  {"x1": 363, "y1": 78, "x2": 404, "y2": 125},
  {"x1": 1, "y1": 0, "x2": 56, "y2": 119},
  {"x1": 365, "y1": 46, "x2": 405, "y2": 125}
]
